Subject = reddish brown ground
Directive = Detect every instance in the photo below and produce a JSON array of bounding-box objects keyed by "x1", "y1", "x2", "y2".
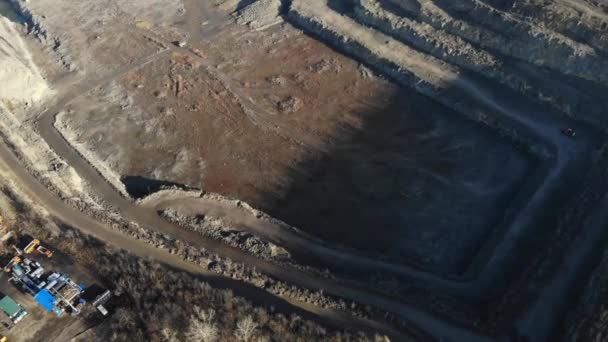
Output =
[{"x1": 63, "y1": 22, "x2": 530, "y2": 271}]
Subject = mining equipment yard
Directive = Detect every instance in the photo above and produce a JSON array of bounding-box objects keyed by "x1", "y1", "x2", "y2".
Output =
[{"x1": 1, "y1": 0, "x2": 608, "y2": 340}]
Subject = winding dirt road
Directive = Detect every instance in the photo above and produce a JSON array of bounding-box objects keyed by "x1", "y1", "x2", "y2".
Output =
[{"x1": 0, "y1": 134, "x2": 412, "y2": 340}]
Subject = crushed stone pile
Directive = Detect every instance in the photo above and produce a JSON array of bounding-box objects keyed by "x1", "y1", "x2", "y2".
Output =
[{"x1": 236, "y1": 0, "x2": 283, "y2": 30}]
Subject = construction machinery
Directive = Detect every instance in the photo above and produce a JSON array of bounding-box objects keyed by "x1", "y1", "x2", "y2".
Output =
[
  {"x1": 35, "y1": 273, "x2": 84, "y2": 316},
  {"x1": 561, "y1": 127, "x2": 576, "y2": 138},
  {"x1": 23, "y1": 239, "x2": 39, "y2": 254},
  {"x1": 22, "y1": 239, "x2": 53, "y2": 258},
  {"x1": 5, "y1": 256, "x2": 85, "y2": 316},
  {"x1": 91, "y1": 290, "x2": 112, "y2": 316},
  {"x1": 35, "y1": 246, "x2": 53, "y2": 258},
  {"x1": 0, "y1": 234, "x2": 109, "y2": 317},
  {"x1": 3, "y1": 257, "x2": 20, "y2": 273}
]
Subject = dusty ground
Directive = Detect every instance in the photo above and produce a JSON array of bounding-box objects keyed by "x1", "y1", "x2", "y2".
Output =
[{"x1": 56, "y1": 20, "x2": 533, "y2": 273}]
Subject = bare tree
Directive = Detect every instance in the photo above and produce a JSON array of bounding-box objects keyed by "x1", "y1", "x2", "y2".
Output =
[
  {"x1": 114, "y1": 308, "x2": 136, "y2": 330},
  {"x1": 235, "y1": 315, "x2": 259, "y2": 341},
  {"x1": 187, "y1": 315, "x2": 219, "y2": 342},
  {"x1": 161, "y1": 327, "x2": 179, "y2": 342},
  {"x1": 196, "y1": 307, "x2": 216, "y2": 323},
  {"x1": 374, "y1": 335, "x2": 391, "y2": 342}
]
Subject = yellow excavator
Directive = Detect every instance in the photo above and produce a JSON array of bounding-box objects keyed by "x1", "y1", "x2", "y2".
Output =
[
  {"x1": 23, "y1": 239, "x2": 39, "y2": 254},
  {"x1": 3, "y1": 256, "x2": 20, "y2": 273},
  {"x1": 23, "y1": 239, "x2": 54, "y2": 258}
]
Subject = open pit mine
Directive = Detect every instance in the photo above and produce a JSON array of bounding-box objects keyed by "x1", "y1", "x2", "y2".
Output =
[{"x1": 0, "y1": 0, "x2": 607, "y2": 341}]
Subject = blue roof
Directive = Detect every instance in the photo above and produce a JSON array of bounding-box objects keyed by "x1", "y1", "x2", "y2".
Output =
[{"x1": 34, "y1": 289, "x2": 56, "y2": 312}]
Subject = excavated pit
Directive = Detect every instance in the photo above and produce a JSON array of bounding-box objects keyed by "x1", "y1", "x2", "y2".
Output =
[
  {"x1": 281, "y1": 0, "x2": 608, "y2": 339},
  {"x1": 46, "y1": 0, "x2": 602, "y2": 284},
  {"x1": 52, "y1": 20, "x2": 537, "y2": 275},
  {"x1": 260, "y1": 91, "x2": 534, "y2": 274}
]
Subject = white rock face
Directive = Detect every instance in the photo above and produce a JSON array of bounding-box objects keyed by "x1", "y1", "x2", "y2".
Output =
[{"x1": 0, "y1": 16, "x2": 51, "y2": 105}]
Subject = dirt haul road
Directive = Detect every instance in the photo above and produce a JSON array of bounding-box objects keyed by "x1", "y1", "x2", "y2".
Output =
[{"x1": 0, "y1": 137, "x2": 411, "y2": 340}]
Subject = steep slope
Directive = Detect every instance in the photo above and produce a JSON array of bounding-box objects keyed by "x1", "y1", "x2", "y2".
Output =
[{"x1": 0, "y1": 14, "x2": 51, "y2": 105}]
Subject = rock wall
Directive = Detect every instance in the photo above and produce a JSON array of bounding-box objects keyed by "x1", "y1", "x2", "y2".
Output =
[{"x1": 354, "y1": 0, "x2": 608, "y2": 126}]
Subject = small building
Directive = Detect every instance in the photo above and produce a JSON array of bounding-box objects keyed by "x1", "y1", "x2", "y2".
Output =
[{"x1": 0, "y1": 296, "x2": 27, "y2": 324}]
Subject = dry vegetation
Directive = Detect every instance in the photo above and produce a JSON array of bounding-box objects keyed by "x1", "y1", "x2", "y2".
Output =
[
  {"x1": 0, "y1": 185, "x2": 381, "y2": 342},
  {"x1": 65, "y1": 238, "x2": 374, "y2": 342}
]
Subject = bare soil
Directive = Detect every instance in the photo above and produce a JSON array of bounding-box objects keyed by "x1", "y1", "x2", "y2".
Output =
[{"x1": 55, "y1": 20, "x2": 532, "y2": 273}]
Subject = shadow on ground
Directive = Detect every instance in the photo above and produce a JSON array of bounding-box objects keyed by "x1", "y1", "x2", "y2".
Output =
[
  {"x1": 254, "y1": 77, "x2": 538, "y2": 275},
  {"x1": 120, "y1": 175, "x2": 191, "y2": 199}
]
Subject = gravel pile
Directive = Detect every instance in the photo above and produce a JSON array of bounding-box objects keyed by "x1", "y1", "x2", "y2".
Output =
[{"x1": 236, "y1": 0, "x2": 284, "y2": 30}]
